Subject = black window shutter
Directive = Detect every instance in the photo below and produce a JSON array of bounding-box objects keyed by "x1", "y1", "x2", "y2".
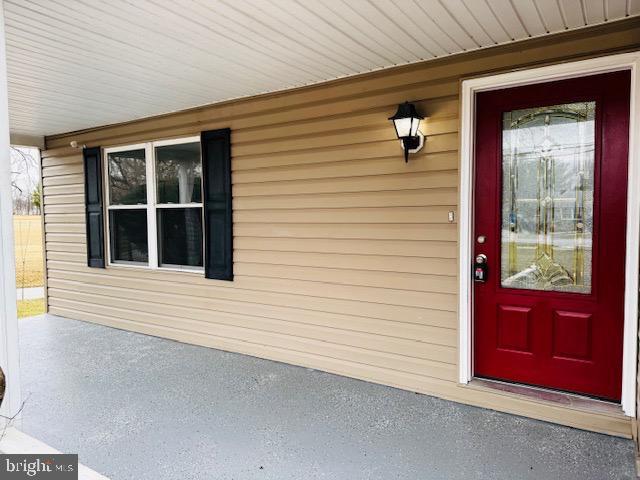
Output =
[
  {"x1": 83, "y1": 146, "x2": 105, "y2": 268},
  {"x1": 201, "y1": 128, "x2": 233, "y2": 280}
]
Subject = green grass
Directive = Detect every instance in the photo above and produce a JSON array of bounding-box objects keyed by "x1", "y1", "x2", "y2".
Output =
[
  {"x1": 17, "y1": 298, "x2": 45, "y2": 318},
  {"x1": 13, "y1": 215, "x2": 44, "y2": 288}
]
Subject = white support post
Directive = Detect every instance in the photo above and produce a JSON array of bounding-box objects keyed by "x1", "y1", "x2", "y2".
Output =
[{"x1": 0, "y1": 0, "x2": 22, "y2": 422}]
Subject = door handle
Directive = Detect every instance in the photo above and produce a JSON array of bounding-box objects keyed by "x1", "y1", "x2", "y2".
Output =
[{"x1": 474, "y1": 254, "x2": 488, "y2": 282}]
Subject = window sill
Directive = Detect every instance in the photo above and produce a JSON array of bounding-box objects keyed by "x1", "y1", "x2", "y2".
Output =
[{"x1": 107, "y1": 263, "x2": 204, "y2": 276}]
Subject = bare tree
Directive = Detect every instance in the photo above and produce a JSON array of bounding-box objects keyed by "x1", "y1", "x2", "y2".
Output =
[
  {"x1": 11, "y1": 147, "x2": 43, "y2": 292},
  {"x1": 10, "y1": 146, "x2": 40, "y2": 215}
]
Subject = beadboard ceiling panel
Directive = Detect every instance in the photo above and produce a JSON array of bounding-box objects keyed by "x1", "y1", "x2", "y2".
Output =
[{"x1": 4, "y1": 0, "x2": 640, "y2": 139}]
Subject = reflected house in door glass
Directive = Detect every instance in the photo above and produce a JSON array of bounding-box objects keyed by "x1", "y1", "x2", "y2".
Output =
[{"x1": 501, "y1": 102, "x2": 595, "y2": 294}]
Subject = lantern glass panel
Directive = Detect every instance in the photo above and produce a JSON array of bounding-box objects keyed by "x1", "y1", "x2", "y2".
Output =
[
  {"x1": 410, "y1": 117, "x2": 420, "y2": 137},
  {"x1": 393, "y1": 117, "x2": 413, "y2": 138}
]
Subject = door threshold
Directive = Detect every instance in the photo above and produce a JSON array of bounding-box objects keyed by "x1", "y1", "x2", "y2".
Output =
[{"x1": 468, "y1": 378, "x2": 624, "y2": 417}]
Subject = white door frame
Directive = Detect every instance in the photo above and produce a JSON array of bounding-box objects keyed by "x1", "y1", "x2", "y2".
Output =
[{"x1": 459, "y1": 51, "x2": 640, "y2": 417}]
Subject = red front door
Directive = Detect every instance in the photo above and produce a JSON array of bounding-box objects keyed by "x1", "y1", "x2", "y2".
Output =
[{"x1": 473, "y1": 70, "x2": 630, "y2": 401}]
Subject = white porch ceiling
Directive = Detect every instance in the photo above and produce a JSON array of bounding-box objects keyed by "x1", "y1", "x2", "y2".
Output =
[{"x1": 4, "y1": 0, "x2": 640, "y2": 140}]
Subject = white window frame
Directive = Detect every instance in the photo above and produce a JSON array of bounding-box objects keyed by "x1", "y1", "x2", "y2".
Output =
[
  {"x1": 104, "y1": 135, "x2": 204, "y2": 273},
  {"x1": 459, "y1": 51, "x2": 640, "y2": 417}
]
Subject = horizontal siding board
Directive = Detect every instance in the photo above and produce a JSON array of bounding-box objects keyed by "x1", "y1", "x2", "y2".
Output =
[
  {"x1": 48, "y1": 304, "x2": 459, "y2": 388},
  {"x1": 46, "y1": 268, "x2": 456, "y2": 327},
  {"x1": 232, "y1": 151, "x2": 458, "y2": 183},
  {"x1": 234, "y1": 250, "x2": 457, "y2": 276},
  {"x1": 42, "y1": 163, "x2": 83, "y2": 176},
  {"x1": 44, "y1": 204, "x2": 84, "y2": 215},
  {"x1": 47, "y1": 289, "x2": 456, "y2": 368},
  {"x1": 43, "y1": 183, "x2": 84, "y2": 196},
  {"x1": 231, "y1": 103, "x2": 458, "y2": 144},
  {"x1": 46, "y1": 251, "x2": 88, "y2": 263},
  {"x1": 234, "y1": 263, "x2": 457, "y2": 294},
  {"x1": 232, "y1": 134, "x2": 458, "y2": 170},
  {"x1": 41, "y1": 155, "x2": 82, "y2": 168},
  {"x1": 48, "y1": 297, "x2": 455, "y2": 379},
  {"x1": 233, "y1": 171, "x2": 458, "y2": 196},
  {"x1": 46, "y1": 241, "x2": 86, "y2": 253},
  {"x1": 47, "y1": 278, "x2": 455, "y2": 343},
  {"x1": 44, "y1": 213, "x2": 85, "y2": 224},
  {"x1": 45, "y1": 247, "x2": 458, "y2": 293},
  {"x1": 44, "y1": 251, "x2": 457, "y2": 293},
  {"x1": 233, "y1": 237, "x2": 457, "y2": 258},
  {"x1": 47, "y1": 260, "x2": 456, "y2": 311},
  {"x1": 45, "y1": 223, "x2": 85, "y2": 234},
  {"x1": 220, "y1": 83, "x2": 458, "y2": 139},
  {"x1": 43, "y1": 193, "x2": 84, "y2": 205},
  {"x1": 234, "y1": 223, "x2": 458, "y2": 241},
  {"x1": 233, "y1": 188, "x2": 458, "y2": 210},
  {"x1": 45, "y1": 233, "x2": 85, "y2": 244},
  {"x1": 43, "y1": 173, "x2": 85, "y2": 187},
  {"x1": 231, "y1": 117, "x2": 457, "y2": 157},
  {"x1": 233, "y1": 206, "x2": 456, "y2": 224},
  {"x1": 233, "y1": 125, "x2": 397, "y2": 157}
]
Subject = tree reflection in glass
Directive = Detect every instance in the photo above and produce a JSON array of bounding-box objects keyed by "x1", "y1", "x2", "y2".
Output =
[{"x1": 108, "y1": 149, "x2": 147, "y2": 205}]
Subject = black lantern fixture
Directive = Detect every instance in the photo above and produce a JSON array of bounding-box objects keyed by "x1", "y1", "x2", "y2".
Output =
[{"x1": 389, "y1": 101, "x2": 424, "y2": 162}]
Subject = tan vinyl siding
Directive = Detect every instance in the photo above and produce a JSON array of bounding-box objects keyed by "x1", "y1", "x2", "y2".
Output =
[{"x1": 42, "y1": 20, "x2": 640, "y2": 437}]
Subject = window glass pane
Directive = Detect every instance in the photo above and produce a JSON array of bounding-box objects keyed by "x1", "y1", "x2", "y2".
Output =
[
  {"x1": 108, "y1": 149, "x2": 147, "y2": 205},
  {"x1": 155, "y1": 142, "x2": 202, "y2": 204},
  {"x1": 501, "y1": 101, "x2": 595, "y2": 293},
  {"x1": 158, "y1": 207, "x2": 203, "y2": 268},
  {"x1": 109, "y1": 209, "x2": 148, "y2": 264}
]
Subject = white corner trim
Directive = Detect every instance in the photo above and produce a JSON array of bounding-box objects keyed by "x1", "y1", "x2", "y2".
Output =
[
  {"x1": 459, "y1": 51, "x2": 640, "y2": 417},
  {"x1": 0, "y1": 0, "x2": 22, "y2": 422},
  {"x1": 0, "y1": 428, "x2": 111, "y2": 480}
]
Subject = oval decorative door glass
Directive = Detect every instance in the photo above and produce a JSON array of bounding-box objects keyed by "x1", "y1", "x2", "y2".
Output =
[{"x1": 501, "y1": 101, "x2": 595, "y2": 293}]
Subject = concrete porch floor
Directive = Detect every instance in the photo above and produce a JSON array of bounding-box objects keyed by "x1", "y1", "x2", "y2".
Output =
[{"x1": 19, "y1": 314, "x2": 636, "y2": 480}]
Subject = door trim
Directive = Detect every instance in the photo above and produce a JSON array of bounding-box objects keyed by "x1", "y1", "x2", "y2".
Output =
[{"x1": 459, "y1": 51, "x2": 640, "y2": 417}]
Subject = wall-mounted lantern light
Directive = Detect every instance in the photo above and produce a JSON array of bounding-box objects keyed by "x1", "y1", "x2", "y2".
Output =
[{"x1": 389, "y1": 101, "x2": 424, "y2": 162}]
